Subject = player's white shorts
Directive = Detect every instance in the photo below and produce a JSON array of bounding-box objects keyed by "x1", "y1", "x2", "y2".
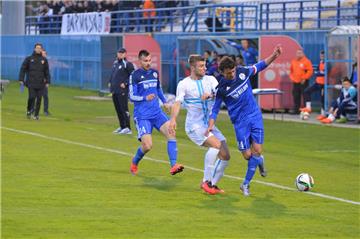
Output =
[{"x1": 186, "y1": 124, "x2": 226, "y2": 146}]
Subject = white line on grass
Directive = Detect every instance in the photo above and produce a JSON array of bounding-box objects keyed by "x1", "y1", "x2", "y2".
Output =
[
  {"x1": 3, "y1": 126, "x2": 360, "y2": 206},
  {"x1": 314, "y1": 150, "x2": 358, "y2": 153}
]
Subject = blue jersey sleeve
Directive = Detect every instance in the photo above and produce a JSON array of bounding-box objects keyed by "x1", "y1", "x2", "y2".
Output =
[
  {"x1": 225, "y1": 39, "x2": 243, "y2": 51},
  {"x1": 348, "y1": 87, "x2": 357, "y2": 100},
  {"x1": 129, "y1": 73, "x2": 145, "y2": 102},
  {"x1": 250, "y1": 60, "x2": 267, "y2": 76},
  {"x1": 157, "y1": 81, "x2": 167, "y2": 103},
  {"x1": 210, "y1": 92, "x2": 223, "y2": 121}
]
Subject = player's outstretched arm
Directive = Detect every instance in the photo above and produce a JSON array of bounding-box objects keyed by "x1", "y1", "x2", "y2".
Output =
[
  {"x1": 251, "y1": 44, "x2": 282, "y2": 75},
  {"x1": 264, "y1": 44, "x2": 282, "y2": 66}
]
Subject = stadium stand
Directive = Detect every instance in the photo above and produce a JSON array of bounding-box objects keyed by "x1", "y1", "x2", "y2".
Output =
[{"x1": 25, "y1": 0, "x2": 359, "y2": 34}]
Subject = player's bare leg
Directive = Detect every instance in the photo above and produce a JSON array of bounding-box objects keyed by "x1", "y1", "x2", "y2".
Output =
[{"x1": 130, "y1": 134, "x2": 153, "y2": 175}]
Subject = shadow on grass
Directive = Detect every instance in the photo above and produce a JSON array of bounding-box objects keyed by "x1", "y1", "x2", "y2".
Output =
[
  {"x1": 242, "y1": 194, "x2": 287, "y2": 218},
  {"x1": 195, "y1": 193, "x2": 287, "y2": 217},
  {"x1": 66, "y1": 167, "x2": 131, "y2": 176},
  {"x1": 197, "y1": 194, "x2": 241, "y2": 215},
  {"x1": 137, "y1": 174, "x2": 183, "y2": 192}
]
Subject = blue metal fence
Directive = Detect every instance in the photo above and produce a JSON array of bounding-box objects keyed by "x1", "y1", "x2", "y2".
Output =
[
  {"x1": 259, "y1": 0, "x2": 360, "y2": 30},
  {"x1": 1, "y1": 35, "x2": 101, "y2": 90},
  {"x1": 1, "y1": 30, "x2": 327, "y2": 93}
]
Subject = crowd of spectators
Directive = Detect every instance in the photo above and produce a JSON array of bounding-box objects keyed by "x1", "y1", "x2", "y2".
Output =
[
  {"x1": 26, "y1": 0, "x2": 208, "y2": 33},
  {"x1": 26, "y1": 0, "x2": 205, "y2": 16}
]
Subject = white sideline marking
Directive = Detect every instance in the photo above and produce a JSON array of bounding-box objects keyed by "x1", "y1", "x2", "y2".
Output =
[
  {"x1": 3, "y1": 126, "x2": 360, "y2": 206},
  {"x1": 314, "y1": 150, "x2": 358, "y2": 153}
]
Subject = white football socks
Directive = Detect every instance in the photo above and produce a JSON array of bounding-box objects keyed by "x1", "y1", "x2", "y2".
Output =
[
  {"x1": 306, "y1": 102, "x2": 311, "y2": 110},
  {"x1": 211, "y1": 159, "x2": 229, "y2": 186},
  {"x1": 321, "y1": 108, "x2": 325, "y2": 116},
  {"x1": 203, "y1": 147, "x2": 219, "y2": 182},
  {"x1": 328, "y1": 114, "x2": 335, "y2": 121}
]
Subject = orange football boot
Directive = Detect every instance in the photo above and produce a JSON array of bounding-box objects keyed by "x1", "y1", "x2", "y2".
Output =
[
  {"x1": 201, "y1": 181, "x2": 216, "y2": 195},
  {"x1": 170, "y1": 163, "x2": 184, "y2": 175},
  {"x1": 300, "y1": 107, "x2": 311, "y2": 113},
  {"x1": 130, "y1": 162, "x2": 138, "y2": 175},
  {"x1": 316, "y1": 115, "x2": 326, "y2": 121},
  {"x1": 321, "y1": 118, "x2": 333, "y2": 124}
]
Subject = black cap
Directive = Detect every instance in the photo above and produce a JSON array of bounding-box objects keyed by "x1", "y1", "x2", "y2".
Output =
[{"x1": 118, "y1": 48, "x2": 126, "y2": 53}]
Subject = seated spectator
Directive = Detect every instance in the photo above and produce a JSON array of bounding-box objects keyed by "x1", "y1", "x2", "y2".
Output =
[{"x1": 320, "y1": 77, "x2": 357, "y2": 124}]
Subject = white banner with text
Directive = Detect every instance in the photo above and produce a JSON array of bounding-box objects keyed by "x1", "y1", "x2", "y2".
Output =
[{"x1": 61, "y1": 12, "x2": 111, "y2": 35}]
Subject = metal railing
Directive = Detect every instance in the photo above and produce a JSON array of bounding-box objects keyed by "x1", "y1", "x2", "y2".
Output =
[
  {"x1": 25, "y1": 1, "x2": 359, "y2": 35},
  {"x1": 259, "y1": 0, "x2": 360, "y2": 30}
]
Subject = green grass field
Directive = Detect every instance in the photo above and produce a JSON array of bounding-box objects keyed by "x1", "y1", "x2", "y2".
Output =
[{"x1": 2, "y1": 83, "x2": 359, "y2": 238}]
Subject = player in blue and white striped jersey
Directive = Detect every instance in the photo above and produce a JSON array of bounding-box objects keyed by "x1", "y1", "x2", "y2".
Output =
[{"x1": 169, "y1": 55, "x2": 230, "y2": 195}]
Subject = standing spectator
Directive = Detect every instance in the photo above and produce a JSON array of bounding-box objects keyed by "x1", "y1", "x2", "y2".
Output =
[
  {"x1": 41, "y1": 49, "x2": 51, "y2": 116},
  {"x1": 223, "y1": 39, "x2": 258, "y2": 87},
  {"x1": 302, "y1": 50, "x2": 325, "y2": 118},
  {"x1": 19, "y1": 43, "x2": 50, "y2": 120},
  {"x1": 350, "y1": 60, "x2": 358, "y2": 87},
  {"x1": 142, "y1": 0, "x2": 156, "y2": 32},
  {"x1": 203, "y1": 50, "x2": 211, "y2": 69},
  {"x1": 83, "y1": 0, "x2": 95, "y2": 13},
  {"x1": 108, "y1": 48, "x2": 134, "y2": 134},
  {"x1": 39, "y1": 3, "x2": 53, "y2": 34},
  {"x1": 239, "y1": 39, "x2": 258, "y2": 66},
  {"x1": 50, "y1": 0, "x2": 63, "y2": 15},
  {"x1": 102, "y1": 0, "x2": 114, "y2": 12},
  {"x1": 289, "y1": 49, "x2": 313, "y2": 114},
  {"x1": 50, "y1": 0, "x2": 63, "y2": 33},
  {"x1": 95, "y1": 0, "x2": 105, "y2": 12}
]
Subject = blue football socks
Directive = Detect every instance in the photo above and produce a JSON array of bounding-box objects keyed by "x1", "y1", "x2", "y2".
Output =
[
  {"x1": 167, "y1": 140, "x2": 178, "y2": 167},
  {"x1": 243, "y1": 155, "x2": 259, "y2": 185},
  {"x1": 132, "y1": 147, "x2": 145, "y2": 165}
]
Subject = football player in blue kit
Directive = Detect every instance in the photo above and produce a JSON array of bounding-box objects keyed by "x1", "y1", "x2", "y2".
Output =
[
  {"x1": 129, "y1": 50, "x2": 184, "y2": 175},
  {"x1": 207, "y1": 45, "x2": 282, "y2": 196}
]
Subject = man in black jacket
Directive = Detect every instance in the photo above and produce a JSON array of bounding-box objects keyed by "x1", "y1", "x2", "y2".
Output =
[
  {"x1": 19, "y1": 43, "x2": 50, "y2": 120},
  {"x1": 109, "y1": 48, "x2": 134, "y2": 134},
  {"x1": 41, "y1": 49, "x2": 51, "y2": 116}
]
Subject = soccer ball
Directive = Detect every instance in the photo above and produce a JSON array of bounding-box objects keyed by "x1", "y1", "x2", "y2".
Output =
[
  {"x1": 300, "y1": 111, "x2": 310, "y2": 120},
  {"x1": 295, "y1": 173, "x2": 314, "y2": 191}
]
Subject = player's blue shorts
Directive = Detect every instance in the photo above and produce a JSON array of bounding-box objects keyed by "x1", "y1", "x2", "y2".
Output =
[
  {"x1": 233, "y1": 113, "x2": 264, "y2": 151},
  {"x1": 134, "y1": 111, "x2": 169, "y2": 140}
]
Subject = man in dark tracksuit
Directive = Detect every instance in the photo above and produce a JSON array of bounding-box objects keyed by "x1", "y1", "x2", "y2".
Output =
[
  {"x1": 41, "y1": 49, "x2": 51, "y2": 116},
  {"x1": 109, "y1": 48, "x2": 134, "y2": 134},
  {"x1": 19, "y1": 43, "x2": 50, "y2": 120}
]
